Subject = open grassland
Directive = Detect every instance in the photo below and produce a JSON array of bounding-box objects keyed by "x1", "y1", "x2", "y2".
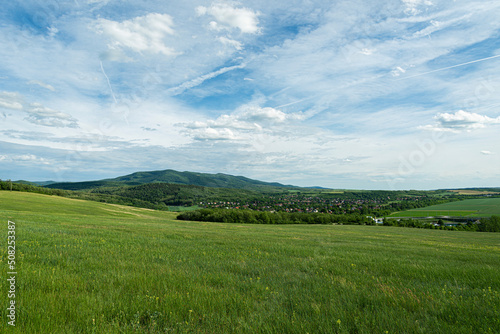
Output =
[
  {"x1": 390, "y1": 197, "x2": 500, "y2": 218},
  {"x1": 1, "y1": 191, "x2": 499, "y2": 333}
]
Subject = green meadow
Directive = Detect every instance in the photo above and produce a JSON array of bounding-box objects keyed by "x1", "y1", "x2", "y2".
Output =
[
  {"x1": 1, "y1": 191, "x2": 499, "y2": 333},
  {"x1": 390, "y1": 197, "x2": 500, "y2": 218}
]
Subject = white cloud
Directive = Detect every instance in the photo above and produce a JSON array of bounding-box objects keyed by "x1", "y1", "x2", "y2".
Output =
[
  {"x1": 185, "y1": 115, "x2": 259, "y2": 131},
  {"x1": 28, "y1": 80, "x2": 56, "y2": 92},
  {"x1": 47, "y1": 27, "x2": 59, "y2": 38},
  {"x1": 182, "y1": 105, "x2": 306, "y2": 142},
  {"x1": 420, "y1": 110, "x2": 500, "y2": 132},
  {"x1": 391, "y1": 66, "x2": 407, "y2": 77},
  {"x1": 196, "y1": 3, "x2": 260, "y2": 34},
  {"x1": 218, "y1": 36, "x2": 243, "y2": 50},
  {"x1": 0, "y1": 92, "x2": 78, "y2": 128},
  {"x1": 0, "y1": 92, "x2": 24, "y2": 110},
  {"x1": 0, "y1": 154, "x2": 50, "y2": 165},
  {"x1": 481, "y1": 150, "x2": 494, "y2": 155},
  {"x1": 360, "y1": 48, "x2": 375, "y2": 55},
  {"x1": 17, "y1": 154, "x2": 40, "y2": 161},
  {"x1": 93, "y1": 13, "x2": 179, "y2": 56},
  {"x1": 190, "y1": 127, "x2": 239, "y2": 141},
  {"x1": 403, "y1": 0, "x2": 433, "y2": 16},
  {"x1": 25, "y1": 103, "x2": 79, "y2": 128},
  {"x1": 238, "y1": 106, "x2": 305, "y2": 123}
]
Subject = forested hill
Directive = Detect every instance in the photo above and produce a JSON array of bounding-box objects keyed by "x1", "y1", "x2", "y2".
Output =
[{"x1": 45, "y1": 169, "x2": 299, "y2": 191}]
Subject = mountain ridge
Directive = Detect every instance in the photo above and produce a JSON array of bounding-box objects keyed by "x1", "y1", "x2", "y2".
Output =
[{"x1": 44, "y1": 169, "x2": 302, "y2": 191}]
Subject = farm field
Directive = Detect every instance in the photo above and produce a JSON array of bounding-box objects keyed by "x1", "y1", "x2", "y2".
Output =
[
  {"x1": 1, "y1": 191, "x2": 499, "y2": 333},
  {"x1": 390, "y1": 197, "x2": 500, "y2": 218},
  {"x1": 448, "y1": 190, "x2": 500, "y2": 195}
]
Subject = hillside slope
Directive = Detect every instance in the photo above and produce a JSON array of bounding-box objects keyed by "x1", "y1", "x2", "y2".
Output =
[{"x1": 1, "y1": 191, "x2": 499, "y2": 333}]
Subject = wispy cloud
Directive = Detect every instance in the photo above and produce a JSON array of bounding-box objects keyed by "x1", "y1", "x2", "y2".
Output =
[
  {"x1": 218, "y1": 36, "x2": 243, "y2": 50},
  {"x1": 25, "y1": 103, "x2": 79, "y2": 128},
  {"x1": 0, "y1": 91, "x2": 23, "y2": 110},
  {"x1": 27, "y1": 80, "x2": 56, "y2": 92},
  {"x1": 0, "y1": 91, "x2": 78, "y2": 128},
  {"x1": 402, "y1": 0, "x2": 433, "y2": 16}
]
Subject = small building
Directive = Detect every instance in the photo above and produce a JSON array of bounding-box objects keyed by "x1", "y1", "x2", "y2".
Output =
[{"x1": 366, "y1": 216, "x2": 384, "y2": 224}]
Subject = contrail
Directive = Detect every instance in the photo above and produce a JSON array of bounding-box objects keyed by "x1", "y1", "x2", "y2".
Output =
[
  {"x1": 168, "y1": 64, "x2": 246, "y2": 96},
  {"x1": 274, "y1": 74, "x2": 386, "y2": 109},
  {"x1": 100, "y1": 61, "x2": 117, "y2": 104},
  {"x1": 274, "y1": 54, "x2": 500, "y2": 109},
  {"x1": 275, "y1": 96, "x2": 315, "y2": 109},
  {"x1": 397, "y1": 54, "x2": 500, "y2": 80}
]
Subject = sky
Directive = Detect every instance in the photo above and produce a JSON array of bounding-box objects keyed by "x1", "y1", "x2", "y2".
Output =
[{"x1": 0, "y1": 0, "x2": 499, "y2": 190}]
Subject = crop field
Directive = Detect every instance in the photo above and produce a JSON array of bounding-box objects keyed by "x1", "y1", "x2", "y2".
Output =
[
  {"x1": 448, "y1": 190, "x2": 500, "y2": 195},
  {"x1": 390, "y1": 197, "x2": 500, "y2": 218},
  {"x1": 1, "y1": 191, "x2": 499, "y2": 333}
]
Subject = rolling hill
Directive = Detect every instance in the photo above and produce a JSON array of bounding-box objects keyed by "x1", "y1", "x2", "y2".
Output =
[{"x1": 45, "y1": 169, "x2": 298, "y2": 191}]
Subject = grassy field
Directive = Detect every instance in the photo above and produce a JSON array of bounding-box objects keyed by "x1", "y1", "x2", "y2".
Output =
[
  {"x1": 1, "y1": 191, "x2": 499, "y2": 333},
  {"x1": 390, "y1": 197, "x2": 500, "y2": 218},
  {"x1": 168, "y1": 205, "x2": 201, "y2": 212}
]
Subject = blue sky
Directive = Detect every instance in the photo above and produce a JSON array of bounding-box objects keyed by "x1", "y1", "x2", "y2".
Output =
[{"x1": 0, "y1": 0, "x2": 499, "y2": 189}]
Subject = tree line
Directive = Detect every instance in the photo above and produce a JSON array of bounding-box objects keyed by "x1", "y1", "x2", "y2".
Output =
[
  {"x1": 0, "y1": 180, "x2": 168, "y2": 211},
  {"x1": 177, "y1": 208, "x2": 500, "y2": 232},
  {"x1": 369, "y1": 216, "x2": 499, "y2": 232},
  {"x1": 177, "y1": 208, "x2": 375, "y2": 225}
]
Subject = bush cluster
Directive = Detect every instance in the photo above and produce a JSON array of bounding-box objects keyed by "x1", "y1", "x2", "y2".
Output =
[{"x1": 477, "y1": 215, "x2": 500, "y2": 232}]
